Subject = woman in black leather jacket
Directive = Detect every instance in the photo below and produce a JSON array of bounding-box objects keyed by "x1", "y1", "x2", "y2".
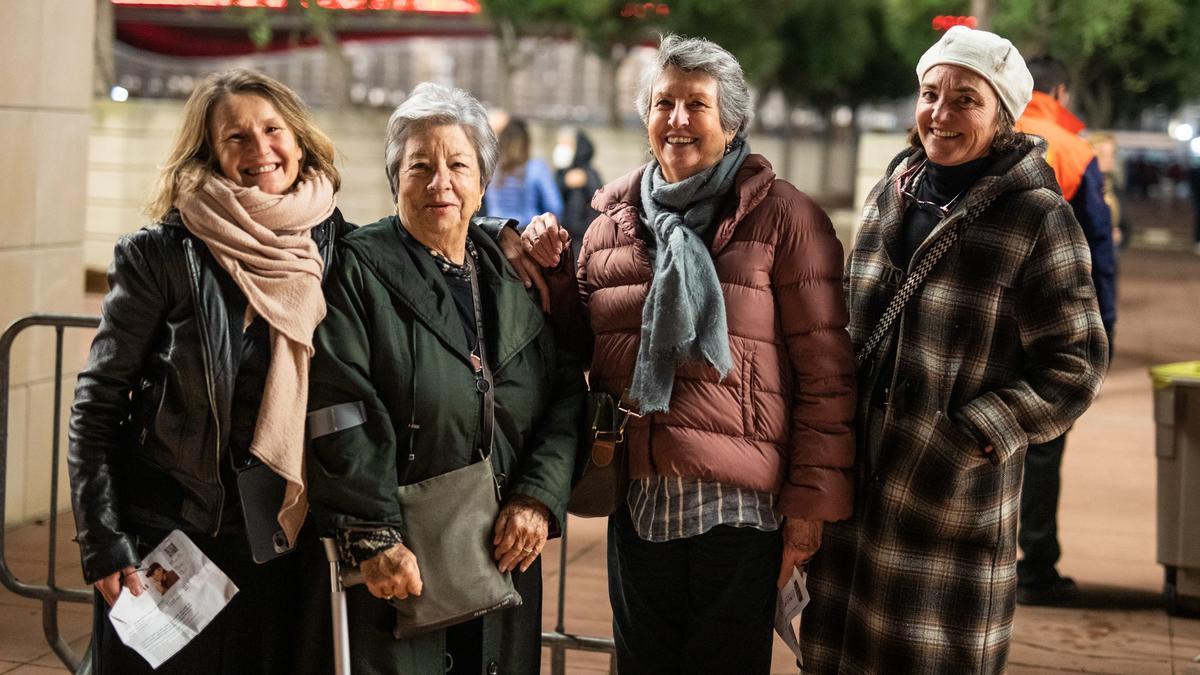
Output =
[{"x1": 68, "y1": 69, "x2": 352, "y2": 674}]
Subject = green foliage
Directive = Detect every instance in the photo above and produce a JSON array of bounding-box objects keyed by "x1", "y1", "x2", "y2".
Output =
[
  {"x1": 648, "y1": 0, "x2": 789, "y2": 85},
  {"x1": 993, "y1": 0, "x2": 1200, "y2": 127},
  {"x1": 773, "y1": 0, "x2": 911, "y2": 110}
]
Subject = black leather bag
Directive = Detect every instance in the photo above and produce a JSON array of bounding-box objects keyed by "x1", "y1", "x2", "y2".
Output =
[{"x1": 567, "y1": 391, "x2": 637, "y2": 518}]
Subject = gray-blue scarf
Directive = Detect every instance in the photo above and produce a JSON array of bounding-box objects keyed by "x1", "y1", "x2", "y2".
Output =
[{"x1": 630, "y1": 139, "x2": 749, "y2": 413}]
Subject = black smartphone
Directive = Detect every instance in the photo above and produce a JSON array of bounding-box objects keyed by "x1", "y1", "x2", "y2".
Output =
[{"x1": 236, "y1": 462, "x2": 296, "y2": 564}]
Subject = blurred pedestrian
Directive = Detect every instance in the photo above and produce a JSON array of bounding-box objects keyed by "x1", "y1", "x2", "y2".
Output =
[
  {"x1": 483, "y1": 118, "x2": 563, "y2": 227},
  {"x1": 1013, "y1": 55, "x2": 1116, "y2": 606},
  {"x1": 508, "y1": 34, "x2": 856, "y2": 673},
  {"x1": 1088, "y1": 131, "x2": 1124, "y2": 249},
  {"x1": 69, "y1": 68, "x2": 350, "y2": 675},
  {"x1": 803, "y1": 27, "x2": 1108, "y2": 672},
  {"x1": 1190, "y1": 162, "x2": 1200, "y2": 253},
  {"x1": 552, "y1": 127, "x2": 603, "y2": 259}
]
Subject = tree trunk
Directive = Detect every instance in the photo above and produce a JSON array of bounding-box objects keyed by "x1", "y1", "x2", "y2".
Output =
[
  {"x1": 604, "y1": 45, "x2": 628, "y2": 129},
  {"x1": 287, "y1": 1, "x2": 351, "y2": 110},
  {"x1": 494, "y1": 18, "x2": 519, "y2": 113},
  {"x1": 93, "y1": 0, "x2": 115, "y2": 97},
  {"x1": 781, "y1": 102, "x2": 797, "y2": 185},
  {"x1": 971, "y1": 0, "x2": 991, "y2": 30},
  {"x1": 819, "y1": 112, "x2": 834, "y2": 199}
]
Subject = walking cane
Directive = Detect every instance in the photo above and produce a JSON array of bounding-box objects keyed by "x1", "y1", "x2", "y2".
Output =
[{"x1": 321, "y1": 538, "x2": 363, "y2": 675}]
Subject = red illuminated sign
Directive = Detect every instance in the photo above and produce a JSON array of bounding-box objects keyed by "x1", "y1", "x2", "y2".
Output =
[
  {"x1": 931, "y1": 15, "x2": 977, "y2": 30},
  {"x1": 620, "y1": 3, "x2": 670, "y2": 18},
  {"x1": 110, "y1": 0, "x2": 481, "y2": 13}
]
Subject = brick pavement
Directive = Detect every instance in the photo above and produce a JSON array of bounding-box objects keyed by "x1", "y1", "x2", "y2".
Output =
[{"x1": 3, "y1": 248, "x2": 1199, "y2": 673}]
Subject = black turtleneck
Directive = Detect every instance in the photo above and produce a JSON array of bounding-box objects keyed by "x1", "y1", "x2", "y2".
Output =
[{"x1": 900, "y1": 154, "x2": 992, "y2": 268}]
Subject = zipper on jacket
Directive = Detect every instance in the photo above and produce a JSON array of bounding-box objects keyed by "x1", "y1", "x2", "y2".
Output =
[
  {"x1": 184, "y1": 239, "x2": 226, "y2": 535},
  {"x1": 320, "y1": 218, "x2": 335, "y2": 282}
]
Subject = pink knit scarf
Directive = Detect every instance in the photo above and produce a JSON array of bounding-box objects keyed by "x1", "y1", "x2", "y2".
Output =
[{"x1": 177, "y1": 170, "x2": 335, "y2": 547}]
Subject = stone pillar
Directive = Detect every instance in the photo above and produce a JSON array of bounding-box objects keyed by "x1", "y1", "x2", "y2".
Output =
[{"x1": 0, "y1": 0, "x2": 95, "y2": 525}]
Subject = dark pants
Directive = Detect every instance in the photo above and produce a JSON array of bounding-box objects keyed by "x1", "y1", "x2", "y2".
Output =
[
  {"x1": 608, "y1": 505, "x2": 782, "y2": 675},
  {"x1": 1018, "y1": 434, "x2": 1068, "y2": 586},
  {"x1": 90, "y1": 520, "x2": 330, "y2": 675}
]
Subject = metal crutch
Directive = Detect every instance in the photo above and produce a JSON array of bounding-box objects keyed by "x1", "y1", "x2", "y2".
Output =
[{"x1": 321, "y1": 538, "x2": 363, "y2": 675}]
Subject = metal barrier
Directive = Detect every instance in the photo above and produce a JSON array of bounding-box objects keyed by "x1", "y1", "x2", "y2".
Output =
[
  {"x1": 0, "y1": 312, "x2": 615, "y2": 673},
  {"x1": 0, "y1": 313, "x2": 100, "y2": 673},
  {"x1": 541, "y1": 519, "x2": 617, "y2": 674}
]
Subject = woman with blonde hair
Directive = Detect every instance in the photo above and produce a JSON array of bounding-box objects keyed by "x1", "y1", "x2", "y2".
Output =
[{"x1": 69, "y1": 68, "x2": 351, "y2": 674}]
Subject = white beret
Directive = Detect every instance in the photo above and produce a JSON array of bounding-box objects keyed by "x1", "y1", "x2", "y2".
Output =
[{"x1": 917, "y1": 25, "x2": 1034, "y2": 119}]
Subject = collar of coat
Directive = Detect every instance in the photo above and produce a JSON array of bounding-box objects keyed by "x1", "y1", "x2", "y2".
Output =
[
  {"x1": 870, "y1": 137, "x2": 1058, "y2": 267},
  {"x1": 589, "y1": 153, "x2": 777, "y2": 255},
  {"x1": 339, "y1": 215, "x2": 546, "y2": 371}
]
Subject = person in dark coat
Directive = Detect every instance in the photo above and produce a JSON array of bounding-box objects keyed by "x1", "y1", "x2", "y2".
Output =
[
  {"x1": 802, "y1": 27, "x2": 1108, "y2": 673},
  {"x1": 305, "y1": 82, "x2": 584, "y2": 675},
  {"x1": 1013, "y1": 54, "x2": 1116, "y2": 606},
  {"x1": 69, "y1": 68, "x2": 350, "y2": 674},
  {"x1": 552, "y1": 127, "x2": 603, "y2": 260}
]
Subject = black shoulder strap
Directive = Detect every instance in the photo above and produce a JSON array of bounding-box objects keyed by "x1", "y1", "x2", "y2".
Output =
[
  {"x1": 466, "y1": 247, "x2": 496, "y2": 460},
  {"x1": 856, "y1": 193, "x2": 998, "y2": 367}
]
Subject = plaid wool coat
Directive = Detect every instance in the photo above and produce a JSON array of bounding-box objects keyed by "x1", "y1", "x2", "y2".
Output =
[{"x1": 802, "y1": 139, "x2": 1108, "y2": 674}]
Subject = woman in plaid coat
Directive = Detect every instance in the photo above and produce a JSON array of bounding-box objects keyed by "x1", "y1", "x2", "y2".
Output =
[{"x1": 802, "y1": 27, "x2": 1109, "y2": 673}]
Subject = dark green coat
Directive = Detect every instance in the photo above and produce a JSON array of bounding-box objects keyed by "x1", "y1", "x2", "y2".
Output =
[{"x1": 306, "y1": 216, "x2": 585, "y2": 675}]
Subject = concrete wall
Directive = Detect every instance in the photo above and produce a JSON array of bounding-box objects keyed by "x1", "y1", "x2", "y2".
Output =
[{"x1": 1, "y1": 0, "x2": 95, "y2": 525}]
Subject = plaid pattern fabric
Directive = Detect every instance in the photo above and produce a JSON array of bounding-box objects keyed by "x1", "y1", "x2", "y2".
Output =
[
  {"x1": 626, "y1": 476, "x2": 779, "y2": 542},
  {"x1": 802, "y1": 140, "x2": 1109, "y2": 674}
]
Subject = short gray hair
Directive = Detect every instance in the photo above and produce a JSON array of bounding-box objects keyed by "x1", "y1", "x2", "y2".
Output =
[
  {"x1": 635, "y1": 34, "x2": 753, "y2": 140},
  {"x1": 384, "y1": 82, "x2": 498, "y2": 198}
]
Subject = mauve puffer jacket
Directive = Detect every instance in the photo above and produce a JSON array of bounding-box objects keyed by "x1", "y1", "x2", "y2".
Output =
[{"x1": 578, "y1": 154, "x2": 856, "y2": 520}]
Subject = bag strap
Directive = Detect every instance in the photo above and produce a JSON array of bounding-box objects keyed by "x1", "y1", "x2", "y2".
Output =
[
  {"x1": 856, "y1": 194, "x2": 997, "y2": 367},
  {"x1": 466, "y1": 241, "x2": 496, "y2": 461}
]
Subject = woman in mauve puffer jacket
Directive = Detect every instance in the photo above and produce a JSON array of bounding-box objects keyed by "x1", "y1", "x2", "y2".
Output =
[{"x1": 509, "y1": 34, "x2": 856, "y2": 674}]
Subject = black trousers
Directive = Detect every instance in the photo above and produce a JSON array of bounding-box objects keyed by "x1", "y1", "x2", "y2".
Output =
[
  {"x1": 89, "y1": 520, "x2": 330, "y2": 675},
  {"x1": 607, "y1": 505, "x2": 782, "y2": 675},
  {"x1": 1018, "y1": 433, "x2": 1068, "y2": 586}
]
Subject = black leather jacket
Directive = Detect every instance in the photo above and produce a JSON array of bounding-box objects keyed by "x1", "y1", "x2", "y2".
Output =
[{"x1": 68, "y1": 210, "x2": 352, "y2": 583}]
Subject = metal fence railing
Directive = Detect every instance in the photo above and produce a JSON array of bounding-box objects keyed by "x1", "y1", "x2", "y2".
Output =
[
  {"x1": 0, "y1": 314, "x2": 101, "y2": 673},
  {"x1": 0, "y1": 312, "x2": 615, "y2": 673},
  {"x1": 541, "y1": 519, "x2": 617, "y2": 674}
]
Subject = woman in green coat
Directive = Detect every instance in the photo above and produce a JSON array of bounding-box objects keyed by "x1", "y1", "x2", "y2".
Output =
[{"x1": 305, "y1": 82, "x2": 584, "y2": 674}]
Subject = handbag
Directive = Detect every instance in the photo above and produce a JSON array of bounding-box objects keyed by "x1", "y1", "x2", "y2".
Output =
[
  {"x1": 387, "y1": 243, "x2": 521, "y2": 639},
  {"x1": 566, "y1": 390, "x2": 638, "y2": 518}
]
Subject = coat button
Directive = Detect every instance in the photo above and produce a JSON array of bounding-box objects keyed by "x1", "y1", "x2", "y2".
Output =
[
  {"x1": 870, "y1": 471, "x2": 882, "y2": 486},
  {"x1": 486, "y1": 662, "x2": 500, "y2": 675},
  {"x1": 496, "y1": 472, "x2": 508, "y2": 490}
]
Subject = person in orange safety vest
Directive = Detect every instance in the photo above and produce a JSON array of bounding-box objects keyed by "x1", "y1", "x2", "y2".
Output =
[{"x1": 1013, "y1": 55, "x2": 1116, "y2": 607}]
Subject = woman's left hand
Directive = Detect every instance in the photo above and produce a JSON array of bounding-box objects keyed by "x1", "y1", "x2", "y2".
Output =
[
  {"x1": 493, "y1": 495, "x2": 550, "y2": 573},
  {"x1": 778, "y1": 517, "x2": 823, "y2": 588}
]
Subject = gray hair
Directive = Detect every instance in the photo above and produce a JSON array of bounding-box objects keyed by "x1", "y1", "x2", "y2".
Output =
[
  {"x1": 384, "y1": 82, "x2": 498, "y2": 198},
  {"x1": 635, "y1": 34, "x2": 753, "y2": 140}
]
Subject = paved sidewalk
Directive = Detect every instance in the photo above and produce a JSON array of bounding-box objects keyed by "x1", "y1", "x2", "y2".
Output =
[{"x1": 2, "y1": 248, "x2": 1199, "y2": 673}]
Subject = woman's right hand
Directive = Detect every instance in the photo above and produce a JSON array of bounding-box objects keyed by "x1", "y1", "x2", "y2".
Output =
[
  {"x1": 96, "y1": 565, "x2": 143, "y2": 606},
  {"x1": 522, "y1": 213, "x2": 570, "y2": 269},
  {"x1": 361, "y1": 542, "x2": 423, "y2": 601},
  {"x1": 498, "y1": 225, "x2": 552, "y2": 313}
]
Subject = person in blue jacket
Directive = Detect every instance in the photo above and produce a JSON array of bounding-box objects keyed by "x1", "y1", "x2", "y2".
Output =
[{"x1": 483, "y1": 118, "x2": 563, "y2": 227}]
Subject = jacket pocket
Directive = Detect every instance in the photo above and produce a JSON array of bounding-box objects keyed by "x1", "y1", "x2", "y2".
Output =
[
  {"x1": 741, "y1": 349, "x2": 757, "y2": 438},
  {"x1": 134, "y1": 376, "x2": 166, "y2": 446}
]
